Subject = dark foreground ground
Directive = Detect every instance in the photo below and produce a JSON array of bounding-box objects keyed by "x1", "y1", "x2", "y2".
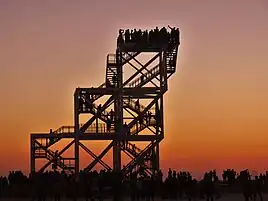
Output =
[{"x1": 0, "y1": 194, "x2": 267, "y2": 201}]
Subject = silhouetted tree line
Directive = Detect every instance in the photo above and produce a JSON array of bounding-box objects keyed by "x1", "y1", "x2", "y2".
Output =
[{"x1": 0, "y1": 168, "x2": 266, "y2": 200}]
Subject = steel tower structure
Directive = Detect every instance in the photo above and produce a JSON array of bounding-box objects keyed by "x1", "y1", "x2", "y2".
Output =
[{"x1": 30, "y1": 27, "x2": 180, "y2": 177}]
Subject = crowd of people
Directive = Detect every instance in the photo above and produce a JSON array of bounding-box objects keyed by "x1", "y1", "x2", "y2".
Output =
[
  {"x1": 117, "y1": 26, "x2": 180, "y2": 50},
  {"x1": 0, "y1": 168, "x2": 267, "y2": 200}
]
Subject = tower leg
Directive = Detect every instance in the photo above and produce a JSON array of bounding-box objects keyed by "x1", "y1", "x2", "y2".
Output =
[
  {"x1": 74, "y1": 93, "x2": 80, "y2": 174},
  {"x1": 113, "y1": 49, "x2": 123, "y2": 172},
  {"x1": 113, "y1": 143, "x2": 121, "y2": 171},
  {"x1": 30, "y1": 135, "x2": 35, "y2": 173},
  {"x1": 155, "y1": 143, "x2": 160, "y2": 170},
  {"x1": 75, "y1": 136, "x2": 79, "y2": 173},
  {"x1": 113, "y1": 94, "x2": 122, "y2": 172}
]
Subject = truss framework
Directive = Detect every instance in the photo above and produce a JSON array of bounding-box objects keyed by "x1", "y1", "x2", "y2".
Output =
[{"x1": 30, "y1": 28, "x2": 180, "y2": 177}]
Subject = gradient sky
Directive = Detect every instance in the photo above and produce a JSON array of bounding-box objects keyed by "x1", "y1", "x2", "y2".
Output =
[{"x1": 1, "y1": 0, "x2": 268, "y2": 177}]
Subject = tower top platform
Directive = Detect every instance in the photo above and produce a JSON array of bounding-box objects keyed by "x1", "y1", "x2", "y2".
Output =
[{"x1": 117, "y1": 26, "x2": 180, "y2": 52}]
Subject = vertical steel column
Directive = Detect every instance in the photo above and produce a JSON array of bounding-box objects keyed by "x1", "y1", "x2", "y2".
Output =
[
  {"x1": 113, "y1": 49, "x2": 123, "y2": 172},
  {"x1": 30, "y1": 135, "x2": 35, "y2": 173},
  {"x1": 158, "y1": 54, "x2": 165, "y2": 169},
  {"x1": 157, "y1": 95, "x2": 165, "y2": 171},
  {"x1": 155, "y1": 143, "x2": 160, "y2": 170},
  {"x1": 159, "y1": 50, "x2": 164, "y2": 89},
  {"x1": 163, "y1": 51, "x2": 168, "y2": 90},
  {"x1": 156, "y1": 49, "x2": 166, "y2": 173},
  {"x1": 155, "y1": 99, "x2": 161, "y2": 172},
  {"x1": 74, "y1": 90, "x2": 80, "y2": 174}
]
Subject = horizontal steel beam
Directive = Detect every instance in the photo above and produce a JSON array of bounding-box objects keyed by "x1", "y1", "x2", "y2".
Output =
[
  {"x1": 76, "y1": 87, "x2": 161, "y2": 96},
  {"x1": 31, "y1": 133, "x2": 163, "y2": 141}
]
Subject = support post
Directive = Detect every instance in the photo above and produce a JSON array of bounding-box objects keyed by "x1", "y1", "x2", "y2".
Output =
[
  {"x1": 30, "y1": 135, "x2": 35, "y2": 173},
  {"x1": 74, "y1": 91, "x2": 80, "y2": 174},
  {"x1": 113, "y1": 49, "x2": 123, "y2": 172}
]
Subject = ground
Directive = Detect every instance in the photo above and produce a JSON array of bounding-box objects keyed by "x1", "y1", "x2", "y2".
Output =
[{"x1": 1, "y1": 194, "x2": 267, "y2": 200}]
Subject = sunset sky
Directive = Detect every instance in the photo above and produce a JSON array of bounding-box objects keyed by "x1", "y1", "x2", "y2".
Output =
[{"x1": 1, "y1": 0, "x2": 268, "y2": 177}]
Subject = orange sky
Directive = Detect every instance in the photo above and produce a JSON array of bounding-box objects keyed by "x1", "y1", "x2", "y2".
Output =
[{"x1": 0, "y1": 0, "x2": 268, "y2": 177}]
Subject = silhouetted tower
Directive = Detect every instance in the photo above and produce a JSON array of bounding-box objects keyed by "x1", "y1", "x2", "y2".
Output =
[{"x1": 30, "y1": 27, "x2": 180, "y2": 176}]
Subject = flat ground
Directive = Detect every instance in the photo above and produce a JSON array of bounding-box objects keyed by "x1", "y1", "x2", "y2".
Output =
[{"x1": 1, "y1": 194, "x2": 268, "y2": 201}]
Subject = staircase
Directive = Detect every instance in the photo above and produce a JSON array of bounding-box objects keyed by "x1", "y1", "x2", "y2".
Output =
[
  {"x1": 46, "y1": 150, "x2": 75, "y2": 173},
  {"x1": 124, "y1": 142, "x2": 142, "y2": 157},
  {"x1": 123, "y1": 142, "x2": 151, "y2": 161},
  {"x1": 91, "y1": 82, "x2": 106, "y2": 102},
  {"x1": 82, "y1": 97, "x2": 113, "y2": 124},
  {"x1": 127, "y1": 46, "x2": 179, "y2": 88},
  {"x1": 34, "y1": 141, "x2": 75, "y2": 173},
  {"x1": 124, "y1": 99, "x2": 155, "y2": 114},
  {"x1": 166, "y1": 46, "x2": 178, "y2": 74},
  {"x1": 121, "y1": 142, "x2": 152, "y2": 175},
  {"x1": 35, "y1": 149, "x2": 46, "y2": 158},
  {"x1": 128, "y1": 64, "x2": 159, "y2": 88},
  {"x1": 84, "y1": 123, "x2": 115, "y2": 133},
  {"x1": 106, "y1": 52, "x2": 140, "y2": 88},
  {"x1": 106, "y1": 54, "x2": 118, "y2": 87},
  {"x1": 122, "y1": 142, "x2": 154, "y2": 175},
  {"x1": 121, "y1": 52, "x2": 140, "y2": 65},
  {"x1": 130, "y1": 119, "x2": 156, "y2": 136}
]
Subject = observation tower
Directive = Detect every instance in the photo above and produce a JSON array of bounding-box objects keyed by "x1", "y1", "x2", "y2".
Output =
[{"x1": 30, "y1": 26, "x2": 180, "y2": 177}]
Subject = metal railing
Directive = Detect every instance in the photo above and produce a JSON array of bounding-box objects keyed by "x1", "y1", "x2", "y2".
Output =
[
  {"x1": 124, "y1": 99, "x2": 155, "y2": 113},
  {"x1": 53, "y1": 123, "x2": 115, "y2": 134},
  {"x1": 128, "y1": 65, "x2": 159, "y2": 88},
  {"x1": 129, "y1": 119, "x2": 156, "y2": 135}
]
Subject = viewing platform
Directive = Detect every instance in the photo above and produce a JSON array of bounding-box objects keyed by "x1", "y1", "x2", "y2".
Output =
[{"x1": 117, "y1": 27, "x2": 180, "y2": 52}]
